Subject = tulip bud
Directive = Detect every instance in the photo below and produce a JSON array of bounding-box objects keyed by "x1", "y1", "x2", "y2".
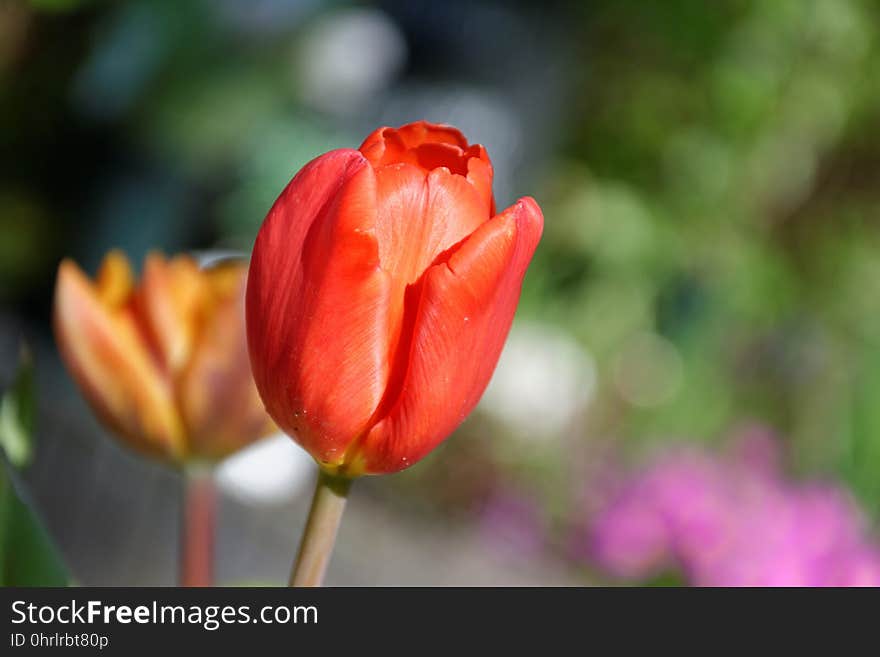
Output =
[
  {"x1": 54, "y1": 251, "x2": 275, "y2": 464},
  {"x1": 247, "y1": 121, "x2": 543, "y2": 476}
]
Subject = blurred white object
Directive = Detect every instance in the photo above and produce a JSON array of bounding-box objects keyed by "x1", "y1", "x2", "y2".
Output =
[
  {"x1": 480, "y1": 322, "x2": 595, "y2": 440},
  {"x1": 194, "y1": 249, "x2": 248, "y2": 269},
  {"x1": 217, "y1": 433, "x2": 315, "y2": 506},
  {"x1": 295, "y1": 8, "x2": 407, "y2": 115}
]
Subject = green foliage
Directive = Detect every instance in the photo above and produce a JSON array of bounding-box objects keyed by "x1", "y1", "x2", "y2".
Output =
[
  {"x1": 0, "y1": 347, "x2": 70, "y2": 586},
  {"x1": 0, "y1": 465, "x2": 70, "y2": 586},
  {"x1": 532, "y1": 0, "x2": 880, "y2": 516}
]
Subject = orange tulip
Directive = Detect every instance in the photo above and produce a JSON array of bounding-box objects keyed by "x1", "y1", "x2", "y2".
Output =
[
  {"x1": 247, "y1": 121, "x2": 543, "y2": 476},
  {"x1": 54, "y1": 251, "x2": 274, "y2": 464}
]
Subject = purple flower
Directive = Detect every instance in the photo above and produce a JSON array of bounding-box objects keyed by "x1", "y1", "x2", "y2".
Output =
[{"x1": 585, "y1": 428, "x2": 880, "y2": 586}]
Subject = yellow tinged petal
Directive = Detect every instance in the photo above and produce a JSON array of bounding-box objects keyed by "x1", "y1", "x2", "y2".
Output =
[
  {"x1": 139, "y1": 252, "x2": 206, "y2": 375},
  {"x1": 179, "y1": 262, "x2": 274, "y2": 460},
  {"x1": 94, "y1": 249, "x2": 134, "y2": 308},
  {"x1": 54, "y1": 259, "x2": 187, "y2": 460},
  {"x1": 205, "y1": 259, "x2": 245, "y2": 297}
]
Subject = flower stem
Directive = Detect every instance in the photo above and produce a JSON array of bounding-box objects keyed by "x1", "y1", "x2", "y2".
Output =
[
  {"x1": 289, "y1": 469, "x2": 352, "y2": 586},
  {"x1": 180, "y1": 467, "x2": 216, "y2": 587}
]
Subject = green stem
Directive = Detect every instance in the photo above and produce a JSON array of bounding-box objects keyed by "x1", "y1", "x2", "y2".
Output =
[{"x1": 289, "y1": 469, "x2": 352, "y2": 587}]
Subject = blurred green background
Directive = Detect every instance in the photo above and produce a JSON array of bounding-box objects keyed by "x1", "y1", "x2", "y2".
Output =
[{"x1": 2, "y1": 0, "x2": 880, "y2": 585}]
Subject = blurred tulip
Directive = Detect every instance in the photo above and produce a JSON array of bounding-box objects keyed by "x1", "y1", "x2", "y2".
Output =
[
  {"x1": 247, "y1": 121, "x2": 543, "y2": 476},
  {"x1": 54, "y1": 250, "x2": 275, "y2": 464}
]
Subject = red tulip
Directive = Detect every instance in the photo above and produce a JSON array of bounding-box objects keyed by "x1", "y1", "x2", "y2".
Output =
[{"x1": 247, "y1": 121, "x2": 543, "y2": 476}]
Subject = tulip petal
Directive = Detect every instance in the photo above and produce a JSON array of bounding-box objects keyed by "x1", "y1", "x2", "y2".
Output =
[
  {"x1": 466, "y1": 145, "x2": 495, "y2": 216},
  {"x1": 54, "y1": 259, "x2": 186, "y2": 459},
  {"x1": 94, "y1": 249, "x2": 134, "y2": 307},
  {"x1": 359, "y1": 123, "x2": 469, "y2": 167},
  {"x1": 138, "y1": 253, "x2": 207, "y2": 376},
  {"x1": 360, "y1": 122, "x2": 494, "y2": 212},
  {"x1": 396, "y1": 122, "x2": 469, "y2": 149},
  {"x1": 373, "y1": 164, "x2": 493, "y2": 377},
  {"x1": 353, "y1": 197, "x2": 544, "y2": 474},
  {"x1": 247, "y1": 149, "x2": 394, "y2": 466},
  {"x1": 180, "y1": 262, "x2": 273, "y2": 460},
  {"x1": 374, "y1": 164, "x2": 488, "y2": 288}
]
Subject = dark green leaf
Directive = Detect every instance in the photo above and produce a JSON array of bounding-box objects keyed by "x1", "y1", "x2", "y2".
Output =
[{"x1": 0, "y1": 462, "x2": 70, "y2": 586}]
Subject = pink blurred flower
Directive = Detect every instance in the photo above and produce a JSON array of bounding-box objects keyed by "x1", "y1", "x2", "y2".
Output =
[{"x1": 585, "y1": 429, "x2": 880, "y2": 587}]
